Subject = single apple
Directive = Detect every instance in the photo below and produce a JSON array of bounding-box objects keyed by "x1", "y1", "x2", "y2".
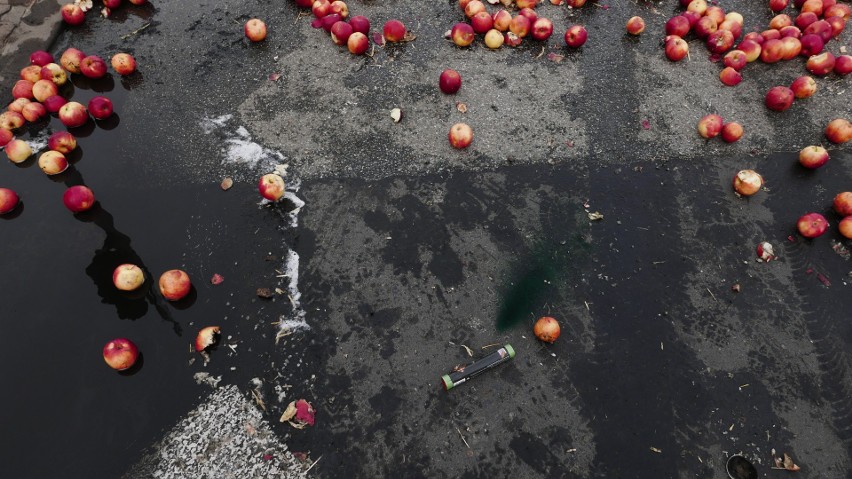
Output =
[
  {"x1": 796, "y1": 11, "x2": 819, "y2": 30},
  {"x1": 258, "y1": 173, "x2": 286, "y2": 201},
  {"x1": 626, "y1": 16, "x2": 645, "y2": 35},
  {"x1": 0, "y1": 111, "x2": 25, "y2": 130},
  {"x1": 665, "y1": 16, "x2": 691, "y2": 37},
  {"x1": 824, "y1": 118, "x2": 852, "y2": 144},
  {"x1": 43, "y1": 95, "x2": 68, "y2": 113},
  {"x1": 800, "y1": 33, "x2": 824, "y2": 57},
  {"x1": 516, "y1": 0, "x2": 537, "y2": 8},
  {"x1": 790, "y1": 75, "x2": 817, "y2": 98},
  {"x1": 19, "y1": 65, "x2": 42, "y2": 83},
  {"x1": 723, "y1": 50, "x2": 747, "y2": 70},
  {"x1": 769, "y1": 0, "x2": 789, "y2": 12},
  {"x1": 770, "y1": 14, "x2": 793, "y2": 30},
  {"x1": 0, "y1": 188, "x2": 19, "y2": 215},
  {"x1": 0, "y1": 129, "x2": 12, "y2": 148},
  {"x1": 719, "y1": 67, "x2": 742, "y2": 86},
  {"x1": 12, "y1": 80, "x2": 34, "y2": 99},
  {"x1": 245, "y1": 19, "x2": 267, "y2": 42},
  {"x1": 331, "y1": 21, "x2": 353, "y2": 46},
  {"x1": 510, "y1": 15, "x2": 531, "y2": 38},
  {"x1": 449, "y1": 123, "x2": 473, "y2": 149},
  {"x1": 733, "y1": 169, "x2": 763, "y2": 196},
  {"x1": 63, "y1": 185, "x2": 95, "y2": 212},
  {"x1": 493, "y1": 10, "x2": 512, "y2": 32},
  {"x1": 60, "y1": 48, "x2": 86, "y2": 74},
  {"x1": 159, "y1": 269, "x2": 192, "y2": 301},
  {"x1": 195, "y1": 326, "x2": 221, "y2": 352},
  {"x1": 504, "y1": 31, "x2": 522, "y2": 47},
  {"x1": 834, "y1": 192, "x2": 852, "y2": 216},
  {"x1": 349, "y1": 15, "x2": 370, "y2": 34},
  {"x1": 32, "y1": 79, "x2": 58, "y2": 103},
  {"x1": 779, "y1": 25, "x2": 801, "y2": 38},
  {"x1": 38, "y1": 150, "x2": 69, "y2": 175},
  {"x1": 765, "y1": 86, "x2": 794, "y2": 111},
  {"x1": 347, "y1": 32, "x2": 369, "y2": 55},
  {"x1": 566, "y1": 0, "x2": 586, "y2": 6},
  {"x1": 687, "y1": 0, "x2": 708, "y2": 16},
  {"x1": 103, "y1": 338, "x2": 139, "y2": 371},
  {"x1": 330, "y1": 0, "x2": 349, "y2": 18},
  {"x1": 471, "y1": 11, "x2": 494, "y2": 35},
  {"x1": 564, "y1": 25, "x2": 587, "y2": 48},
  {"x1": 7, "y1": 98, "x2": 30, "y2": 114},
  {"x1": 825, "y1": 16, "x2": 846, "y2": 38},
  {"x1": 801, "y1": 0, "x2": 823, "y2": 16},
  {"x1": 697, "y1": 114, "x2": 724, "y2": 139},
  {"x1": 80, "y1": 55, "x2": 108, "y2": 79},
  {"x1": 484, "y1": 29, "x2": 504, "y2": 49},
  {"x1": 464, "y1": 0, "x2": 485, "y2": 18},
  {"x1": 797, "y1": 212, "x2": 829, "y2": 238},
  {"x1": 4, "y1": 139, "x2": 31, "y2": 163},
  {"x1": 835, "y1": 55, "x2": 852, "y2": 75},
  {"x1": 737, "y1": 40, "x2": 762, "y2": 63},
  {"x1": 806, "y1": 52, "x2": 835, "y2": 75},
  {"x1": 780, "y1": 36, "x2": 802, "y2": 60},
  {"x1": 48, "y1": 131, "x2": 77, "y2": 154},
  {"x1": 113, "y1": 264, "x2": 145, "y2": 291},
  {"x1": 451, "y1": 22, "x2": 475, "y2": 47},
  {"x1": 839, "y1": 217, "x2": 852, "y2": 240},
  {"x1": 721, "y1": 122, "x2": 743, "y2": 142},
  {"x1": 760, "y1": 39, "x2": 784, "y2": 63},
  {"x1": 21, "y1": 102, "x2": 47, "y2": 123},
  {"x1": 59, "y1": 102, "x2": 89, "y2": 128},
  {"x1": 825, "y1": 4, "x2": 851, "y2": 20},
  {"x1": 798, "y1": 145, "x2": 829, "y2": 169},
  {"x1": 694, "y1": 16, "x2": 718, "y2": 39},
  {"x1": 61, "y1": 4, "x2": 85, "y2": 26},
  {"x1": 30, "y1": 50, "x2": 54, "y2": 66},
  {"x1": 705, "y1": 6, "x2": 725, "y2": 25},
  {"x1": 40, "y1": 63, "x2": 68, "y2": 86},
  {"x1": 439, "y1": 69, "x2": 462, "y2": 94},
  {"x1": 707, "y1": 29, "x2": 734, "y2": 54},
  {"x1": 312, "y1": 0, "x2": 331, "y2": 18},
  {"x1": 531, "y1": 18, "x2": 553, "y2": 41},
  {"x1": 111, "y1": 53, "x2": 137, "y2": 75},
  {"x1": 665, "y1": 36, "x2": 689, "y2": 61},
  {"x1": 104, "y1": 0, "x2": 121, "y2": 7},
  {"x1": 383, "y1": 19, "x2": 406, "y2": 42}
]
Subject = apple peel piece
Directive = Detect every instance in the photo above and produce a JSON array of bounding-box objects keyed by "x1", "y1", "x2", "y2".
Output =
[
  {"x1": 195, "y1": 326, "x2": 220, "y2": 352},
  {"x1": 210, "y1": 273, "x2": 224, "y2": 285},
  {"x1": 280, "y1": 399, "x2": 316, "y2": 428}
]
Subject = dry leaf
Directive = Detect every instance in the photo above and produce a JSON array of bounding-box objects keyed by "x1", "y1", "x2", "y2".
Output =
[
  {"x1": 547, "y1": 52, "x2": 565, "y2": 63},
  {"x1": 269, "y1": 72, "x2": 282, "y2": 81},
  {"x1": 372, "y1": 33, "x2": 385, "y2": 46},
  {"x1": 462, "y1": 345, "x2": 473, "y2": 357},
  {"x1": 257, "y1": 288, "x2": 274, "y2": 298},
  {"x1": 783, "y1": 453, "x2": 800, "y2": 471},
  {"x1": 390, "y1": 108, "x2": 402, "y2": 123},
  {"x1": 220, "y1": 177, "x2": 234, "y2": 190},
  {"x1": 210, "y1": 274, "x2": 224, "y2": 285},
  {"x1": 456, "y1": 102, "x2": 467, "y2": 113},
  {"x1": 401, "y1": 32, "x2": 417, "y2": 42},
  {"x1": 588, "y1": 211, "x2": 604, "y2": 221},
  {"x1": 279, "y1": 401, "x2": 297, "y2": 422},
  {"x1": 101, "y1": 7, "x2": 110, "y2": 17},
  {"x1": 650, "y1": 447, "x2": 662, "y2": 453}
]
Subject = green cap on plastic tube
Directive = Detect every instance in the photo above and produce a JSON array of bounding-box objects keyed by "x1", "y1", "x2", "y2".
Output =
[
  {"x1": 505, "y1": 344, "x2": 515, "y2": 358},
  {"x1": 441, "y1": 374, "x2": 454, "y2": 391}
]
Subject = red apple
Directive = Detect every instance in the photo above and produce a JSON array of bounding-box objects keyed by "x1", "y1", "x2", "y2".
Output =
[
  {"x1": 707, "y1": 29, "x2": 734, "y2": 54},
  {"x1": 806, "y1": 52, "x2": 835, "y2": 75},
  {"x1": 516, "y1": 0, "x2": 537, "y2": 8},
  {"x1": 790, "y1": 75, "x2": 817, "y2": 98},
  {"x1": 245, "y1": 19, "x2": 267, "y2": 42},
  {"x1": 839, "y1": 217, "x2": 852, "y2": 239},
  {"x1": 258, "y1": 173, "x2": 286, "y2": 201},
  {"x1": 61, "y1": 4, "x2": 85, "y2": 26},
  {"x1": 0, "y1": 129, "x2": 12, "y2": 148},
  {"x1": 63, "y1": 185, "x2": 95, "y2": 212},
  {"x1": 383, "y1": 19, "x2": 406, "y2": 42},
  {"x1": 697, "y1": 114, "x2": 724, "y2": 138},
  {"x1": 564, "y1": 25, "x2": 587, "y2": 48},
  {"x1": 59, "y1": 101, "x2": 89, "y2": 128},
  {"x1": 0, "y1": 188, "x2": 19, "y2": 214},
  {"x1": 43, "y1": 95, "x2": 68, "y2": 113},
  {"x1": 471, "y1": 11, "x2": 493, "y2": 34},
  {"x1": 347, "y1": 32, "x2": 369, "y2": 55},
  {"x1": 761, "y1": 29, "x2": 782, "y2": 42},
  {"x1": 694, "y1": 16, "x2": 718, "y2": 39},
  {"x1": 795, "y1": 12, "x2": 818, "y2": 30},
  {"x1": 104, "y1": 0, "x2": 121, "y2": 8},
  {"x1": 449, "y1": 123, "x2": 473, "y2": 149},
  {"x1": 349, "y1": 15, "x2": 370, "y2": 34},
  {"x1": 682, "y1": 11, "x2": 702, "y2": 27},
  {"x1": 60, "y1": 48, "x2": 86, "y2": 74},
  {"x1": 32, "y1": 79, "x2": 58, "y2": 103},
  {"x1": 719, "y1": 67, "x2": 742, "y2": 86},
  {"x1": 312, "y1": 0, "x2": 330, "y2": 18},
  {"x1": 797, "y1": 212, "x2": 829, "y2": 238},
  {"x1": 493, "y1": 10, "x2": 512, "y2": 32},
  {"x1": 825, "y1": 16, "x2": 846, "y2": 38},
  {"x1": 518, "y1": 8, "x2": 537, "y2": 25},
  {"x1": 20, "y1": 65, "x2": 42, "y2": 83},
  {"x1": 40, "y1": 63, "x2": 68, "y2": 86},
  {"x1": 451, "y1": 22, "x2": 475, "y2": 47},
  {"x1": 331, "y1": 21, "x2": 353, "y2": 45},
  {"x1": 705, "y1": 6, "x2": 725, "y2": 26},
  {"x1": 295, "y1": 0, "x2": 313, "y2": 6},
  {"x1": 825, "y1": 3, "x2": 851, "y2": 20},
  {"x1": 111, "y1": 53, "x2": 137, "y2": 75},
  {"x1": 626, "y1": 16, "x2": 645, "y2": 35},
  {"x1": 770, "y1": 14, "x2": 793, "y2": 30},
  {"x1": 733, "y1": 169, "x2": 764, "y2": 196},
  {"x1": 87, "y1": 96, "x2": 113, "y2": 120},
  {"x1": 0, "y1": 111, "x2": 25, "y2": 130},
  {"x1": 38, "y1": 151, "x2": 68, "y2": 175},
  {"x1": 760, "y1": 39, "x2": 784, "y2": 63},
  {"x1": 743, "y1": 31, "x2": 764, "y2": 44},
  {"x1": 780, "y1": 36, "x2": 802, "y2": 60},
  {"x1": 799, "y1": 34, "x2": 824, "y2": 56},
  {"x1": 510, "y1": 15, "x2": 531, "y2": 38},
  {"x1": 329, "y1": 1, "x2": 348, "y2": 19},
  {"x1": 835, "y1": 55, "x2": 852, "y2": 75},
  {"x1": 48, "y1": 131, "x2": 77, "y2": 154},
  {"x1": 504, "y1": 31, "x2": 522, "y2": 47},
  {"x1": 721, "y1": 122, "x2": 743, "y2": 142},
  {"x1": 765, "y1": 86, "x2": 795, "y2": 111},
  {"x1": 833, "y1": 192, "x2": 852, "y2": 216},
  {"x1": 4, "y1": 139, "x2": 32, "y2": 163},
  {"x1": 801, "y1": 0, "x2": 823, "y2": 16},
  {"x1": 531, "y1": 18, "x2": 553, "y2": 41},
  {"x1": 195, "y1": 326, "x2": 221, "y2": 352},
  {"x1": 738, "y1": 40, "x2": 762, "y2": 62},
  {"x1": 566, "y1": 0, "x2": 586, "y2": 6},
  {"x1": 80, "y1": 55, "x2": 108, "y2": 79},
  {"x1": 7, "y1": 98, "x2": 29, "y2": 113},
  {"x1": 319, "y1": 14, "x2": 341, "y2": 32},
  {"x1": 103, "y1": 338, "x2": 139, "y2": 371},
  {"x1": 825, "y1": 118, "x2": 852, "y2": 144},
  {"x1": 798, "y1": 145, "x2": 829, "y2": 169},
  {"x1": 665, "y1": 16, "x2": 691, "y2": 37},
  {"x1": 464, "y1": 0, "x2": 485, "y2": 18},
  {"x1": 723, "y1": 50, "x2": 747, "y2": 70},
  {"x1": 12, "y1": 80, "x2": 34, "y2": 100},
  {"x1": 30, "y1": 50, "x2": 54, "y2": 67},
  {"x1": 21, "y1": 102, "x2": 47, "y2": 123},
  {"x1": 159, "y1": 269, "x2": 192, "y2": 301},
  {"x1": 779, "y1": 25, "x2": 801, "y2": 38},
  {"x1": 804, "y1": 20, "x2": 833, "y2": 42},
  {"x1": 113, "y1": 264, "x2": 145, "y2": 291},
  {"x1": 769, "y1": 0, "x2": 789, "y2": 12},
  {"x1": 439, "y1": 69, "x2": 462, "y2": 94}
]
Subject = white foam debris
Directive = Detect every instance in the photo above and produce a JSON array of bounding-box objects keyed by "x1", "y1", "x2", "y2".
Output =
[
  {"x1": 275, "y1": 250, "x2": 308, "y2": 333},
  {"x1": 282, "y1": 192, "x2": 305, "y2": 228},
  {"x1": 277, "y1": 318, "x2": 310, "y2": 332},
  {"x1": 199, "y1": 114, "x2": 233, "y2": 134},
  {"x1": 200, "y1": 114, "x2": 285, "y2": 169},
  {"x1": 27, "y1": 130, "x2": 50, "y2": 153},
  {"x1": 193, "y1": 372, "x2": 222, "y2": 388}
]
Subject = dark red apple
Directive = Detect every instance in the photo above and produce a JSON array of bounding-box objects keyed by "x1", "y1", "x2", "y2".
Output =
[
  {"x1": 63, "y1": 185, "x2": 95, "y2": 212},
  {"x1": 439, "y1": 69, "x2": 462, "y2": 94},
  {"x1": 765, "y1": 86, "x2": 795, "y2": 111}
]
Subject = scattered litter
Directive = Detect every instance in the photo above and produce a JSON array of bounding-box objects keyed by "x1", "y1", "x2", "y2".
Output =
[
  {"x1": 210, "y1": 274, "x2": 224, "y2": 285},
  {"x1": 731, "y1": 283, "x2": 741, "y2": 293},
  {"x1": 456, "y1": 427, "x2": 471, "y2": 449},
  {"x1": 456, "y1": 102, "x2": 467, "y2": 113},
  {"x1": 461, "y1": 345, "x2": 473, "y2": 357},
  {"x1": 195, "y1": 326, "x2": 221, "y2": 352},
  {"x1": 257, "y1": 288, "x2": 274, "y2": 299},
  {"x1": 250, "y1": 388, "x2": 266, "y2": 412},
  {"x1": 100, "y1": 7, "x2": 110, "y2": 17},
  {"x1": 772, "y1": 452, "x2": 801, "y2": 471},
  {"x1": 817, "y1": 273, "x2": 831, "y2": 287},
  {"x1": 75, "y1": 0, "x2": 93, "y2": 12},
  {"x1": 280, "y1": 399, "x2": 316, "y2": 428},
  {"x1": 269, "y1": 72, "x2": 282, "y2": 82},
  {"x1": 220, "y1": 177, "x2": 234, "y2": 190},
  {"x1": 547, "y1": 52, "x2": 564, "y2": 63},
  {"x1": 442, "y1": 344, "x2": 515, "y2": 391},
  {"x1": 588, "y1": 212, "x2": 604, "y2": 221},
  {"x1": 372, "y1": 33, "x2": 385, "y2": 46},
  {"x1": 401, "y1": 32, "x2": 417, "y2": 42},
  {"x1": 650, "y1": 447, "x2": 662, "y2": 453},
  {"x1": 831, "y1": 240, "x2": 850, "y2": 260},
  {"x1": 390, "y1": 108, "x2": 402, "y2": 123},
  {"x1": 193, "y1": 372, "x2": 222, "y2": 388},
  {"x1": 641, "y1": 119, "x2": 651, "y2": 130},
  {"x1": 756, "y1": 242, "x2": 775, "y2": 262}
]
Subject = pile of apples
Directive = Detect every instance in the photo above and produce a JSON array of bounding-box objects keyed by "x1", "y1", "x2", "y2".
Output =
[
  {"x1": 61, "y1": 0, "x2": 148, "y2": 26},
  {"x1": 448, "y1": 0, "x2": 587, "y2": 50}
]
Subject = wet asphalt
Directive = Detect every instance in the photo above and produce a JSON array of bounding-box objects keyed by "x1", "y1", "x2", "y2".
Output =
[{"x1": 1, "y1": 0, "x2": 852, "y2": 478}]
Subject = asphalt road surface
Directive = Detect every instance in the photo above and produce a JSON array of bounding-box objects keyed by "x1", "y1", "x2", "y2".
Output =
[{"x1": 0, "y1": 0, "x2": 851, "y2": 478}]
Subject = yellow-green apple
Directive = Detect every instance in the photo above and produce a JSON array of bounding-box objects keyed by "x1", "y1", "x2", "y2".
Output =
[
  {"x1": 32, "y1": 79, "x2": 58, "y2": 102},
  {"x1": 113, "y1": 264, "x2": 145, "y2": 291},
  {"x1": 484, "y1": 29, "x2": 504, "y2": 48},
  {"x1": 20, "y1": 65, "x2": 41, "y2": 83},
  {"x1": 0, "y1": 111, "x2": 25, "y2": 130}
]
